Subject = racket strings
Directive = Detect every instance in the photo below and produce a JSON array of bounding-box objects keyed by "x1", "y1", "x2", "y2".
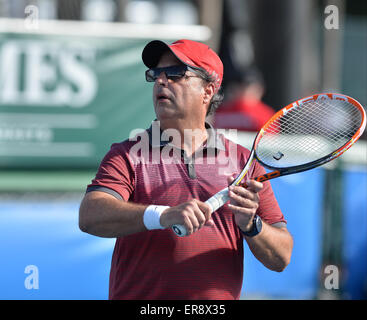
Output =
[
  {"x1": 256, "y1": 98, "x2": 362, "y2": 168},
  {"x1": 278, "y1": 100, "x2": 357, "y2": 138},
  {"x1": 266, "y1": 99, "x2": 359, "y2": 157}
]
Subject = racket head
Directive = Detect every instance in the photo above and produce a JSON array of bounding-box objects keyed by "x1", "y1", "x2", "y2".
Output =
[{"x1": 253, "y1": 93, "x2": 366, "y2": 171}]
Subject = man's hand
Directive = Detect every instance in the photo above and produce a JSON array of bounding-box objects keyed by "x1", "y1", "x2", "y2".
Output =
[
  {"x1": 227, "y1": 176, "x2": 263, "y2": 232},
  {"x1": 160, "y1": 199, "x2": 214, "y2": 236}
]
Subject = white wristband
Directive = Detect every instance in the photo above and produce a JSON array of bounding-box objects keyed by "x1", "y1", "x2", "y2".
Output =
[{"x1": 143, "y1": 205, "x2": 170, "y2": 230}]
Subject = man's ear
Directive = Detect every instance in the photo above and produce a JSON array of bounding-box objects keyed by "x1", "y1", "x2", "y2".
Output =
[{"x1": 203, "y1": 82, "x2": 215, "y2": 105}]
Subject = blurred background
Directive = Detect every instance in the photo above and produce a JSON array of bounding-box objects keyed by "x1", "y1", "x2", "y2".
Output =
[{"x1": 0, "y1": 0, "x2": 366, "y2": 300}]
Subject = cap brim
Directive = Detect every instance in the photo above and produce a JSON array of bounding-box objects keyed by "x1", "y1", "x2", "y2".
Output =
[
  {"x1": 142, "y1": 40, "x2": 194, "y2": 69},
  {"x1": 142, "y1": 40, "x2": 170, "y2": 68}
]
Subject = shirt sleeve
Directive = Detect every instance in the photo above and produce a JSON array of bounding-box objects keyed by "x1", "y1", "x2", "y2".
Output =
[
  {"x1": 249, "y1": 160, "x2": 287, "y2": 226},
  {"x1": 86, "y1": 142, "x2": 134, "y2": 201}
]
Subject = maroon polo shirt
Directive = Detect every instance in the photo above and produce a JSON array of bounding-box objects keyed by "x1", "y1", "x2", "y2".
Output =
[{"x1": 87, "y1": 122, "x2": 286, "y2": 300}]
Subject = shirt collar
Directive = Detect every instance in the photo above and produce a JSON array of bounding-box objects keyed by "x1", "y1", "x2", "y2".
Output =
[{"x1": 147, "y1": 120, "x2": 225, "y2": 151}]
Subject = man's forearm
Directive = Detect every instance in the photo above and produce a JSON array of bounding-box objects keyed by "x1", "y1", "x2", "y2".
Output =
[
  {"x1": 244, "y1": 222, "x2": 293, "y2": 272},
  {"x1": 79, "y1": 192, "x2": 216, "y2": 238},
  {"x1": 79, "y1": 191, "x2": 148, "y2": 238}
]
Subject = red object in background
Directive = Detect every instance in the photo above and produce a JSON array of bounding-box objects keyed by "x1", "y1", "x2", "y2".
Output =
[{"x1": 214, "y1": 97, "x2": 275, "y2": 132}]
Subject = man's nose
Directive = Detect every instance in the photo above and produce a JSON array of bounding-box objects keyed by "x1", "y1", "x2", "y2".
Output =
[{"x1": 156, "y1": 71, "x2": 169, "y2": 85}]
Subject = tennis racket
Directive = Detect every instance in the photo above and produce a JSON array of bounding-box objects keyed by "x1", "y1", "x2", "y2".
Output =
[{"x1": 172, "y1": 93, "x2": 366, "y2": 237}]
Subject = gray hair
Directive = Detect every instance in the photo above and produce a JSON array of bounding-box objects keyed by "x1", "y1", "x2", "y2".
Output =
[
  {"x1": 207, "y1": 89, "x2": 224, "y2": 116},
  {"x1": 195, "y1": 68, "x2": 224, "y2": 115}
]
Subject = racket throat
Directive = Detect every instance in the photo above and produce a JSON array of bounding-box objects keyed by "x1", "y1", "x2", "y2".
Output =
[{"x1": 255, "y1": 170, "x2": 281, "y2": 182}]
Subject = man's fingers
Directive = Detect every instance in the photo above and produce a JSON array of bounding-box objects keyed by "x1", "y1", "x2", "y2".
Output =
[
  {"x1": 241, "y1": 179, "x2": 263, "y2": 193},
  {"x1": 227, "y1": 175, "x2": 263, "y2": 193},
  {"x1": 195, "y1": 200, "x2": 215, "y2": 227},
  {"x1": 227, "y1": 179, "x2": 261, "y2": 223},
  {"x1": 227, "y1": 203, "x2": 257, "y2": 216},
  {"x1": 229, "y1": 188, "x2": 259, "y2": 209},
  {"x1": 204, "y1": 219, "x2": 215, "y2": 227},
  {"x1": 184, "y1": 200, "x2": 212, "y2": 235},
  {"x1": 196, "y1": 200, "x2": 212, "y2": 216},
  {"x1": 195, "y1": 199, "x2": 211, "y2": 211},
  {"x1": 165, "y1": 199, "x2": 216, "y2": 236},
  {"x1": 229, "y1": 185, "x2": 259, "y2": 202},
  {"x1": 227, "y1": 175, "x2": 236, "y2": 185}
]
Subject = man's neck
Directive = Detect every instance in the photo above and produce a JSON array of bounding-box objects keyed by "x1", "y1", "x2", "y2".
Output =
[{"x1": 159, "y1": 119, "x2": 208, "y2": 157}]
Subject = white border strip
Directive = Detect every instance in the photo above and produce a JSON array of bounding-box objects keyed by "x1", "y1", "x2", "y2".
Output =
[
  {"x1": 0, "y1": 142, "x2": 94, "y2": 157},
  {"x1": 0, "y1": 113, "x2": 98, "y2": 129},
  {"x1": 0, "y1": 18, "x2": 211, "y2": 41}
]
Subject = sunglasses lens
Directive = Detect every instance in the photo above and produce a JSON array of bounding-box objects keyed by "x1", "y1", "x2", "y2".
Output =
[
  {"x1": 145, "y1": 69, "x2": 155, "y2": 82},
  {"x1": 145, "y1": 66, "x2": 187, "y2": 82},
  {"x1": 165, "y1": 66, "x2": 186, "y2": 79}
]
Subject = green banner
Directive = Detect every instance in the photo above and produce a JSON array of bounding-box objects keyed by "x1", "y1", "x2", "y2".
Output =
[{"x1": 0, "y1": 31, "x2": 157, "y2": 169}]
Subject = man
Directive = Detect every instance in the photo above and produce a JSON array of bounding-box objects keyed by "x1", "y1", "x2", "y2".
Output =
[{"x1": 79, "y1": 39, "x2": 293, "y2": 300}]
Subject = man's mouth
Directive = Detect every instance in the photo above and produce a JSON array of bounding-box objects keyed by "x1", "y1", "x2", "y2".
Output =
[{"x1": 157, "y1": 93, "x2": 171, "y2": 102}]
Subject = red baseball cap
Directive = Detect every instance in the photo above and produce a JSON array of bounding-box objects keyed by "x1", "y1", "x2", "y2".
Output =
[{"x1": 142, "y1": 39, "x2": 223, "y2": 92}]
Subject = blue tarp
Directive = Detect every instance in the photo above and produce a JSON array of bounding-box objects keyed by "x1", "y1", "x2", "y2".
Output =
[{"x1": 241, "y1": 169, "x2": 324, "y2": 299}]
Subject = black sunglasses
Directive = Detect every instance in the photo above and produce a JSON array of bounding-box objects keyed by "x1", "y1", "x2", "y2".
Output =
[{"x1": 145, "y1": 65, "x2": 207, "y2": 82}]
